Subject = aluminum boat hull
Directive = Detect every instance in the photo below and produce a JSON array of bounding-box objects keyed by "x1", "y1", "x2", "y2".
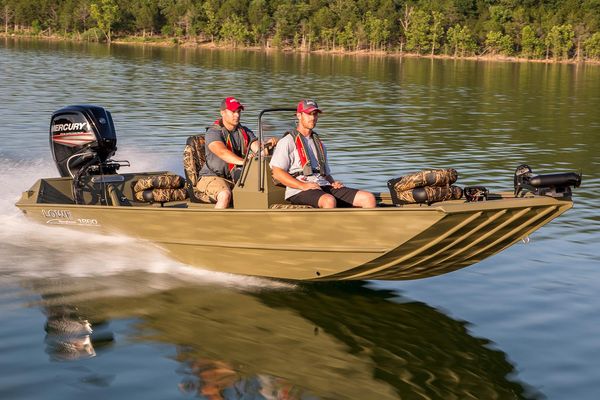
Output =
[{"x1": 15, "y1": 174, "x2": 573, "y2": 281}]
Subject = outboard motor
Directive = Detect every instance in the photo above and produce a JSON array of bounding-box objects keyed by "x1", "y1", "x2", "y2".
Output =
[
  {"x1": 50, "y1": 105, "x2": 129, "y2": 204},
  {"x1": 514, "y1": 164, "x2": 581, "y2": 198},
  {"x1": 50, "y1": 105, "x2": 118, "y2": 177}
]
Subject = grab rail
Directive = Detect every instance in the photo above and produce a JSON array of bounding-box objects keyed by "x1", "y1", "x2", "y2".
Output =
[{"x1": 257, "y1": 108, "x2": 296, "y2": 192}]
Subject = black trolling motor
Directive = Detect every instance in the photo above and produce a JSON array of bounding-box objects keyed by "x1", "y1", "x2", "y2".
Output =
[
  {"x1": 514, "y1": 164, "x2": 581, "y2": 198},
  {"x1": 50, "y1": 105, "x2": 130, "y2": 204}
]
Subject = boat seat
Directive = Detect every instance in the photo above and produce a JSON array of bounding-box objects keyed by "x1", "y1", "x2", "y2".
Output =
[{"x1": 183, "y1": 135, "x2": 208, "y2": 202}]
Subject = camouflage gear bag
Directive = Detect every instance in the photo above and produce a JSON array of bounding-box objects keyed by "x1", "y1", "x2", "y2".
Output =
[
  {"x1": 388, "y1": 168, "x2": 458, "y2": 193},
  {"x1": 393, "y1": 185, "x2": 463, "y2": 205},
  {"x1": 133, "y1": 174, "x2": 187, "y2": 203},
  {"x1": 387, "y1": 168, "x2": 462, "y2": 205},
  {"x1": 134, "y1": 188, "x2": 188, "y2": 203},
  {"x1": 133, "y1": 174, "x2": 185, "y2": 192}
]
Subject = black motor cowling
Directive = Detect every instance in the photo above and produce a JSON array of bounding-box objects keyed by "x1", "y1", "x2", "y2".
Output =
[{"x1": 50, "y1": 105, "x2": 117, "y2": 177}]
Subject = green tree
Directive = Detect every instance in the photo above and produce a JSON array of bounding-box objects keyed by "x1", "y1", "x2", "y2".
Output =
[
  {"x1": 573, "y1": 23, "x2": 591, "y2": 61},
  {"x1": 446, "y1": 24, "x2": 476, "y2": 57},
  {"x1": 220, "y1": 14, "x2": 250, "y2": 46},
  {"x1": 329, "y1": 0, "x2": 358, "y2": 33},
  {"x1": 31, "y1": 18, "x2": 41, "y2": 34},
  {"x1": 405, "y1": 9, "x2": 430, "y2": 54},
  {"x1": 484, "y1": 5, "x2": 511, "y2": 33},
  {"x1": 309, "y1": 7, "x2": 335, "y2": 50},
  {"x1": 57, "y1": 0, "x2": 76, "y2": 35},
  {"x1": 521, "y1": 25, "x2": 543, "y2": 59},
  {"x1": 272, "y1": 1, "x2": 295, "y2": 47},
  {"x1": 584, "y1": 32, "x2": 600, "y2": 59},
  {"x1": 12, "y1": 0, "x2": 38, "y2": 31},
  {"x1": 319, "y1": 27, "x2": 335, "y2": 50},
  {"x1": 398, "y1": 4, "x2": 413, "y2": 53},
  {"x1": 158, "y1": 0, "x2": 198, "y2": 39},
  {"x1": 248, "y1": 0, "x2": 270, "y2": 46},
  {"x1": 545, "y1": 24, "x2": 575, "y2": 60},
  {"x1": 200, "y1": 0, "x2": 219, "y2": 43},
  {"x1": 364, "y1": 11, "x2": 390, "y2": 51},
  {"x1": 272, "y1": 1, "x2": 310, "y2": 48},
  {"x1": 74, "y1": 0, "x2": 91, "y2": 31},
  {"x1": 337, "y1": 21, "x2": 355, "y2": 50},
  {"x1": 217, "y1": 0, "x2": 248, "y2": 22},
  {"x1": 484, "y1": 31, "x2": 513, "y2": 56},
  {"x1": 429, "y1": 11, "x2": 444, "y2": 56},
  {"x1": 90, "y1": 0, "x2": 119, "y2": 42},
  {"x1": 131, "y1": 0, "x2": 159, "y2": 37},
  {"x1": 2, "y1": 0, "x2": 15, "y2": 34},
  {"x1": 353, "y1": 20, "x2": 367, "y2": 51}
]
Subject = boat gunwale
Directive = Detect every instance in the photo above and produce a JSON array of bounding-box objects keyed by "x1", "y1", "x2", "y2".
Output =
[{"x1": 15, "y1": 194, "x2": 573, "y2": 214}]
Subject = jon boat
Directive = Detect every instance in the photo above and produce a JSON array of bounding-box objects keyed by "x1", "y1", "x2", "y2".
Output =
[{"x1": 15, "y1": 105, "x2": 582, "y2": 281}]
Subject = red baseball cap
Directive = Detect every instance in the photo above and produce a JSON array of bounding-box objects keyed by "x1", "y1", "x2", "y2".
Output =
[
  {"x1": 297, "y1": 99, "x2": 322, "y2": 114},
  {"x1": 221, "y1": 97, "x2": 245, "y2": 111}
]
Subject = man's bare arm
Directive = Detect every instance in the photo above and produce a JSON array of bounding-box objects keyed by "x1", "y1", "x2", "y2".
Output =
[
  {"x1": 208, "y1": 141, "x2": 244, "y2": 166},
  {"x1": 250, "y1": 137, "x2": 278, "y2": 156}
]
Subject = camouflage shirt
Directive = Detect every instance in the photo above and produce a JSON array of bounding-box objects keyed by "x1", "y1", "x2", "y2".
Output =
[{"x1": 199, "y1": 123, "x2": 256, "y2": 178}]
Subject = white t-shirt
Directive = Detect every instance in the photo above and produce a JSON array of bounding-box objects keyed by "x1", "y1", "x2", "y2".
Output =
[{"x1": 269, "y1": 133, "x2": 331, "y2": 199}]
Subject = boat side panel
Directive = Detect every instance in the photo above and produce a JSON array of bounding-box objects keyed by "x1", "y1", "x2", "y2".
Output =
[
  {"x1": 332, "y1": 201, "x2": 572, "y2": 280},
  {"x1": 13, "y1": 205, "x2": 445, "y2": 280}
]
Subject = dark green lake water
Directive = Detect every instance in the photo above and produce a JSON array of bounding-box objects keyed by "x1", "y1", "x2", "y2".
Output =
[{"x1": 1, "y1": 38, "x2": 599, "y2": 399}]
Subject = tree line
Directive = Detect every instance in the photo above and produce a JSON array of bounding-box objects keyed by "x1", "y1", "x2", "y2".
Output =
[{"x1": 2, "y1": 0, "x2": 600, "y2": 61}]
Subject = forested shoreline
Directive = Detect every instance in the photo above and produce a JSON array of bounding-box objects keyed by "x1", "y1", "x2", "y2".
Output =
[{"x1": 2, "y1": 0, "x2": 600, "y2": 62}]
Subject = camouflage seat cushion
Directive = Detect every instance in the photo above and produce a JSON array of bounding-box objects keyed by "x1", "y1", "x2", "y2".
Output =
[
  {"x1": 183, "y1": 135, "x2": 208, "y2": 202},
  {"x1": 270, "y1": 204, "x2": 313, "y2": 209}
]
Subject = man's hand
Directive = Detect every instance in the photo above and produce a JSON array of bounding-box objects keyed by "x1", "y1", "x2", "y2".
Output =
[
  {"x1": 262, "y1": 137, "x2": 278, "y2": 155},
  {"x1": 271, "y1": 166, "x2": 321, "y2": 191},
  {"x1": 301, "y1": 181, "x2": 321, "y2": 191},
  {"x1": 331, "y1": 181, "x2": 345, "y2": 189},
  {"x1": 265, "y1": 137, "x2": 278, "y2": 147}
]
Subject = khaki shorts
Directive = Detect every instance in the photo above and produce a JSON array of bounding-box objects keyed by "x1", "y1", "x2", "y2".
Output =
[{"x1": 195, "y1": 176, "x2": 233, "y2": 203}]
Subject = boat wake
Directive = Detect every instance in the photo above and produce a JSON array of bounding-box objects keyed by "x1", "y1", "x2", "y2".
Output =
[{"x1": 0, "y1": 156, "x2": 292, "y2": 291}]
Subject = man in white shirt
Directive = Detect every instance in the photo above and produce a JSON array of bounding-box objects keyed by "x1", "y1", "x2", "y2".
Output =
[{"x1": 270, "y1": 100, "x2": 376, "y2": 208}]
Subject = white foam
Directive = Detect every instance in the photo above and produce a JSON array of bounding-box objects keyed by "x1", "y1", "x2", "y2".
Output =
[{"x1": 0, "y1": 157, "x2": 293, "y2": 291}]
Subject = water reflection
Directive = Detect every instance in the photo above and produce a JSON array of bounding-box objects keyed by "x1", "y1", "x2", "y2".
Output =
[
  {"x1": 40, "y1": 302, "x2": 115, "y2": 362},
  {"x1": 28, "y1": 276, "x2": 542, "y2": 399},
  {"x1": 177, "y1": 354, "x2": 318, "y2": 400},
  {"x1": 44, "y1": 304, "x2": 96, "y2": 361}
]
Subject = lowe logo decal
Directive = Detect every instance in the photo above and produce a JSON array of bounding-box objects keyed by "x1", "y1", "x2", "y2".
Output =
[{"x1": 42, "y1": 209, "x2": 72, "y2": 219}]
